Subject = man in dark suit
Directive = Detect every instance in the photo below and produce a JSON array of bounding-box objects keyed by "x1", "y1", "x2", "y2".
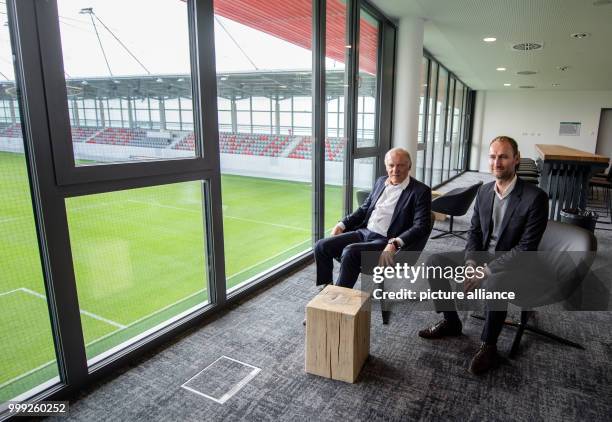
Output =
[
  {"x1": 419, "y1": 136, "x2": 549, "y2": 374},
  {"x1": 314, "y1": 147, "x2": 431, "y2": 289}
]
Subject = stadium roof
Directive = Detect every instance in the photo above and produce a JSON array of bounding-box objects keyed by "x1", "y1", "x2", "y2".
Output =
[
  {"x1": 0, "y1": 70, "x2": 376, "y2": 101},
  {"x1": 205, "y1": 0, "x2": 378, "y2": 76}
]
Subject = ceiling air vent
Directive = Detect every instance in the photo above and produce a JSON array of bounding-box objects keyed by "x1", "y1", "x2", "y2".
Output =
[
  {"x1": 512, "y1": 42, "x2": 543, "y2": 51},
  {"x1": 519, "y1": 85, "x2": 535, "y2": 89},
  {"x1": 517, "y1": 70, "x2": 538, "y2": 75}
]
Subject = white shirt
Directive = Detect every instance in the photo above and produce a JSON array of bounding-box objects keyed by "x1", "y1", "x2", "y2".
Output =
[
  {"x1": 366, "y1": 175, "x2": 411, "y2": 237},
  {"x1": 494, "y1": 174, "x2": 517, "y2": 200}
]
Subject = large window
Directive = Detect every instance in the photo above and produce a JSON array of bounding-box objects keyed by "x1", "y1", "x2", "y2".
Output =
[
  {"x1": 324, "y1": 0, "x2": 348, "y2": 234},
  {"x1": 0, "y1": 2, "x2": 60, "y2": 402},
  {"x1": 65, "y1": 181, "x2": 209, "y2": 364},
  {"x1": 213, "y1": 0, "x2": 313, "y2": 290},
  {"x1": 356, "y1": 7, "x2": 379, "y2": 148},
  {"x1": 419, "y1": 52, "x2": 472, "y2": 187},
  {"x1": 2, "y1": 0, "x2": 396, "y2": 411},
  {"x1": 57, "y1": 0, "x2": 196, "y2": 165}
]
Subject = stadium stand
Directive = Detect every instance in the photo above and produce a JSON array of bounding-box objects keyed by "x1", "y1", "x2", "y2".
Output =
[
  {"x1": 0, "y1": 123, "x2": 22, "y2": 138},
  {"x1": 0, "y1": 122, "x2": 345, "y2": 161},
  {"x1": 71, "y1": 127, "x2": 101, "y2": 142},
  {"x1": 287, "y1": 136, "x2": 345, "y2": 161},
  {"x1": 174, "y1": 132, "x2": 295, "y2": 157},
  {"x1": 86, "y1": 128, "x2": 171, "y2": 148}
]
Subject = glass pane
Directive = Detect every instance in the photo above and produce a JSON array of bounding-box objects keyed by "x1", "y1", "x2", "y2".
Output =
[
  {"x1": 415, "y1": 57, "x2": 428, "y2": 182},
  {"x1": 424, "y1": 62, "x2": 438, "y2": 186},
  {"x1": 57, "y1": 0, "x2": 196, "y2": 165},
  {"x1": 432, "y1": 67, "x2": 448, "y2": 187},
  {"x1": 450, "y1": 81, "x2": 464, "y2": 178},
  {"x1": 1, "y1": 2, "x2": 60, "y2": 402},
  {"x1": 65, "y1": 182, "x2": 209, "y2": 364},
  {"x1": 324, "y1": 0, "x2": 348, "y2": 234},
  {"x1": 356, "y1": 8, "x2": 379, "y2": 148},
  {"x1": 353, "y1": 157, "x2": 376, "y2": 210},
  {"x1": 214, "y1": 0, "x2": 313, "y2": 290},
  {"x1": 443, "y1": 78, "x2": 455, "y2": 182}
]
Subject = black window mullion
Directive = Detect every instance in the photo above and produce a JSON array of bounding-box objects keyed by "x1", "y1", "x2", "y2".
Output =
[
  {"x1": 312, "y1": 0, "x2": 326, "y2": 243},
  {"x1": 343, "y1": 0, "x2": 359, "y2": 216},
  {"x1": 428, "y1": 63, "x2": 439, "y2": 186},
  {"x1": 445, "y1": 77, "x2": 456, "y2": 181},
  {"x1": 420, "y1": 58, "x2": 431, "y2": 182}
]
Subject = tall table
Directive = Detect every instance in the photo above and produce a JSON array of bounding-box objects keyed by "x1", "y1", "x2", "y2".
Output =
[{"x1": 536, "y1": 144, "x2": 609, "y2": 220}]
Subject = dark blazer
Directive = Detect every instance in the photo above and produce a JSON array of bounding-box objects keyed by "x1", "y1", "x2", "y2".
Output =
[
  {"x1": 466, "y1": 177, "x2": 549, "y2": 272},
  {"x1": 342, "y1": 176, "x2": 432, "y2": 247}
]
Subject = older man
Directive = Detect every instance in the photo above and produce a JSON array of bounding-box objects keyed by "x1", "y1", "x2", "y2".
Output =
[{"x1": 314, "y1": 147, "x2": 432, "y2": 289}]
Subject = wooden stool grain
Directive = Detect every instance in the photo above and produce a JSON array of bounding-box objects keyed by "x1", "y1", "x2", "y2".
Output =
[{"x1": 305, "y1": 285, "x2": 370, "y2": 383}]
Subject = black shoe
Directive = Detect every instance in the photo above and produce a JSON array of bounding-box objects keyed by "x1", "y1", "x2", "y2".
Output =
[
  {"x1": 418, "y1": 319, "x2": 462, "y2": 339},
  {"x1": 468, "y1": 343, "x2": 499, "y2": 375}
]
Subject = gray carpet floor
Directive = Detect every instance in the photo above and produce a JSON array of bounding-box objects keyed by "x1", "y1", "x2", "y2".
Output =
[{"x1": 49, "y1": 172, "x2": 612, "y2": 422}]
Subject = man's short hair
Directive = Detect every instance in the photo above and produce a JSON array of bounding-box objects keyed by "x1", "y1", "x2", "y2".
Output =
[
  {"x1": 385, "y1": 147, "x2": 412, "y2": 168},
  {"x1": 490, "y1": 136, "x2": 519, "y2": 157}
]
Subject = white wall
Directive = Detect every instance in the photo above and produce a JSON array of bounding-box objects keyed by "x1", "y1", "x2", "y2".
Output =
[{"x1": 471, "y1": 90, "x2": 612, "y2": 172}]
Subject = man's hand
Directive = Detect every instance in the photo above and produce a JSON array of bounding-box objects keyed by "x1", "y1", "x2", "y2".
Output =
[
  {"x1": 331, "y1": 224, "x2": 345, "y2": 236},
  {"x1": 378, "y1": 243, "x2": 397, "y2": 267}
]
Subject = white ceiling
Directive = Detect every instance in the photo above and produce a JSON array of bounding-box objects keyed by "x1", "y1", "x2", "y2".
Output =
[{"x1": 370, "y1": 0, "x2": 612, "y2": 91}]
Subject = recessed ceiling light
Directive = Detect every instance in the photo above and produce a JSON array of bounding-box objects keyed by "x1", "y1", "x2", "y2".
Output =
[
  {"x1": 483, "y1": 37, "x2": 497, "y2": 42},
  {"x1": 496, "y1": 67, "x2": 506, "y2": 71},
  {"x1": 512, "y1": 42, "x2": 543, "y2": 51},
  {"x1": 519, "y1": 85, "x2": 535, "y2": 89},
  {"x1": 516, "y1": 70, "x2": 537, "y2": 75},
  {"x1": 557, "y1": 65, "x2": 570, "y2": 71},
  {"x1": 503, "y1": 83, "x2": 512, "y2": 87},
  {"x1": 552, "y1": 83, "x2": 560, "y2": 87},
  {"x1": 571, "y1": 32, "x2": 590, "y2": 39}
]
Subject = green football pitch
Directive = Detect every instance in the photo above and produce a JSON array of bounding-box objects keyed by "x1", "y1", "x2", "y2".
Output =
[{"x1": 0, "y1": 151, "x2": 343, "y2": 401}]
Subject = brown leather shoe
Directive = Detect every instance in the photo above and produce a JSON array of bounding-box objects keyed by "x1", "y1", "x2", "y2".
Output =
[
  {"x1": 418, "y1": 319, "x2": 462, "y2": 339},
  {"x1": 469, "y1": 343, "x2": 499, "y2": 375}
]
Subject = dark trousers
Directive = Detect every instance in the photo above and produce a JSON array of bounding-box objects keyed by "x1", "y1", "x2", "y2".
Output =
[
  {"x1": 314, "y1": 228, "x2": 387, "y2": 288},
  {"x1": 426, "y1": 251, "x2": 508, "y2": 345}
]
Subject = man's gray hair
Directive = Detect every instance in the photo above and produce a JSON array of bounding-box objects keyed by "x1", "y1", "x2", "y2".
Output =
[{"x1": 384, "y1": 147, "x2": 412, "y2": 167}]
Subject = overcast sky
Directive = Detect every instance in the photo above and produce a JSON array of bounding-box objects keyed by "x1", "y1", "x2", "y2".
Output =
[{"x1": 1, "y1": 0, "x2": 343, "y2": 81}]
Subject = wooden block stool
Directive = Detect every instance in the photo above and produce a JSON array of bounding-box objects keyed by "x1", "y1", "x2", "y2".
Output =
[{"x1": 305, "y1": 285, "x2": 370, "y2": 383}]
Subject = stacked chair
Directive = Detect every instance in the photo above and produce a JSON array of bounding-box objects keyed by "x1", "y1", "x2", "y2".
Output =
[
  {"x1": 517, "y1": 157, "x2": 540, "y2": 185},
  {"x1": 588, "y1": 160, "x2": 611, "y2": 225}
]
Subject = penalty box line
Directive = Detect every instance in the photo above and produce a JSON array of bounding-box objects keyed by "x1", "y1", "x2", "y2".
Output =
[{"x1": 0, "y1": 287, "x2": 126, "y2": 329}]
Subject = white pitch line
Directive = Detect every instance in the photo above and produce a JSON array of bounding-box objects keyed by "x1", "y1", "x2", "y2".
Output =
[
  {"x1": 227, "y1": 238, "x2": 311, "y2": 282},
  {"x1": 84, "y1": 288, "x2": 208, "y2": 348},
  {"x1": 19, "y1": 288, "x2": 126, "y2": 329},
  {"x1": 223, "y1": 215, "x2": 310, "y2": 232},
  {"x1": 0, "y1": 288, "x2": 22, "y2": 297},
  {"x1": 0, "y1": 215, "x2": 26, "y2": 224},
  {"x1": 0, "y1": 288, "x2": 208, "y2": 391},
  {"x1": 127, "y1": 198, "x2": 309, "y2": 232}
]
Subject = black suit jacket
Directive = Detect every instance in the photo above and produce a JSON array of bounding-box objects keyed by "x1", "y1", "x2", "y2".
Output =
[
  {"x1": 465, "y1": 177, "x2": 549, "y2": 273},
  {"x1": 342, "y1": 176, "x2": 432, "y2": 247}
]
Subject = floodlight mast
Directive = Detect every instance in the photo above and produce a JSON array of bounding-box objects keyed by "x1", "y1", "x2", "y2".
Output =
[{"x1": 77, "y1": 6, "x2": 151, "y2": 76}]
